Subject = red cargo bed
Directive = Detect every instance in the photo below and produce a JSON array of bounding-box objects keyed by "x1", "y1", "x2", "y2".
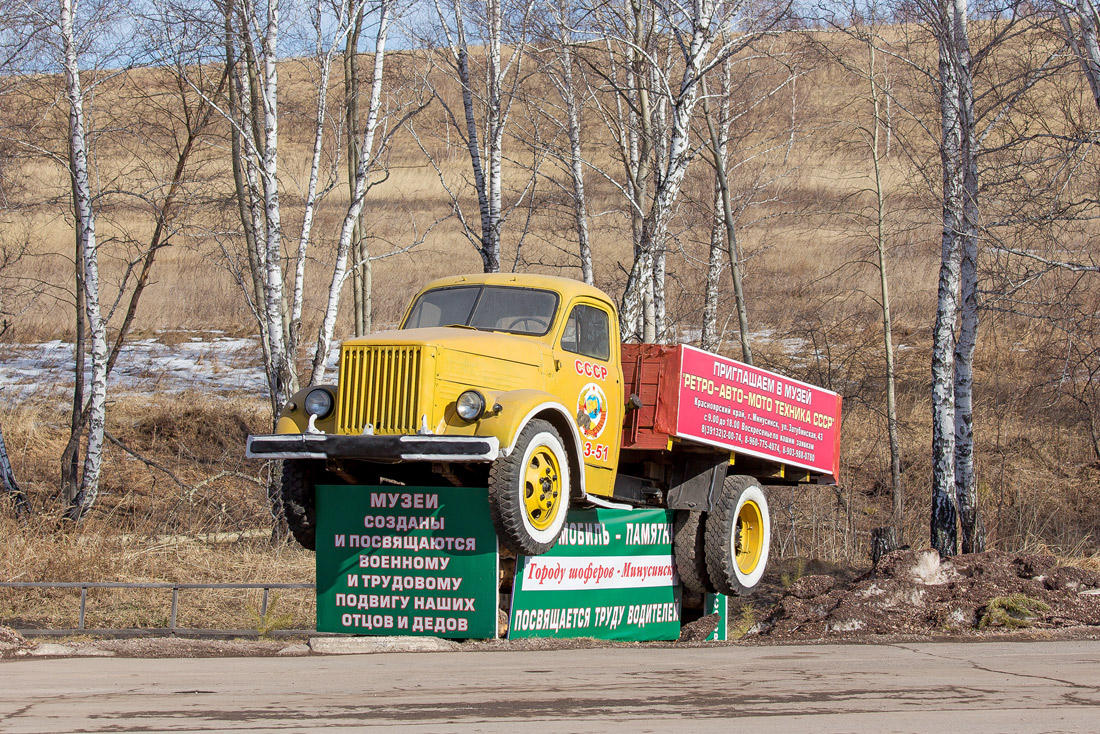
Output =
[{"x1": 621, "y1": 343, "x2": 842, "y2": 482}]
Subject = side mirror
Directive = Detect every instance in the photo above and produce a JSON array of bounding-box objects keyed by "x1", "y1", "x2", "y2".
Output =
[{"x1": 626, "y1": 393, "x2": 643, "y2": 411}]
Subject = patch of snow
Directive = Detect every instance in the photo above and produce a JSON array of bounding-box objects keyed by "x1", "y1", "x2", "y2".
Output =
[
  {"x1": 861, "y1": 582, "x2": 924, "y2": 607},
  {"x1": 877, "y1": 586, "x2": 925, "y2": 609},
  {"x1": 911, "y1": 550, "x2": 956, "y2": 585},
  {"x1": 945, "y1": 608, "x2": 973, "y2": 628},
  {"x1": 667, "y1": 326, "x2": 812, "y2": 366},
  {"x1": 0, "y1": 336, "x2": 271, "y2": 397},
  {"x1": 828, "y1": 619, "x2": 865, "y2": 632},
  {"x1": 750, "y1": 328, "x2": 810, "y2": 356}
]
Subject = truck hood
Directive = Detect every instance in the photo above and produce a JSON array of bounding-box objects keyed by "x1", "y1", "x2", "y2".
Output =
[{"x1": 342, "y1": 327, "x2": 546, "y2": 367}]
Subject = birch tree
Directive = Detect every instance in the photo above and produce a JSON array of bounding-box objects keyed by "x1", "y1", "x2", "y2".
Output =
[
  {"x1": 910, "y1": 0, "x2": 1053, "y2": 553},
  {"x1": 926, "y1": 0, "x2": 986, "y2": 556},
  {"x1": 57, "y1": 0, "x2": 109, "y2": 520},
  {"x1": 219, "y1": 0, "x2": 295, "y2": 415},
  {"x1": 0, "y1": 2, "x2": 38, "y2": 520},
  {"x1": 817, "y1": 0, "x2": 1062, "y2": 552},
  {"x1": 582, "y1": 0, "x2": 661, "y2": 338},
  {"x1": 587, "y1": 0, "x2": 787, "y2": 342},
  {"x1": 3, "y1": 0, "x2": 229, "y2": 519},
  {"x1": 817, "y1": 23, "x2": 905, "y2": 544},
  {"x1": 531, "y1": 0, "x2": 594, "y2": 284},
  {"x1": 310, "y1": 0, "x2": 435, "y2": 381},
  {"x1": 1056, "y1": 0, "x2": 1100, "y2": 110},
  {"x1": 179, "y1": 0, "x2": 426, "y2": 412},
  {"x1": 697, "y1": 43, "x2": 798, "y2": 361},
  {"x1": 838, "y1": 0, "x2": 983, "y2": 555},
  {"x1": 416, "y1": 0, "x2": 537, "y2": 272}
]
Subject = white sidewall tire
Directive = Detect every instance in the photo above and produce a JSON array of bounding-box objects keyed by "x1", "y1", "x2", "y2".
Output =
[
  {"x1": 732, "y1": 484, "x2": 770, "y2": 589},
  {"x1": 517, "y1": 430, "x2": 571, "y2": 545}
]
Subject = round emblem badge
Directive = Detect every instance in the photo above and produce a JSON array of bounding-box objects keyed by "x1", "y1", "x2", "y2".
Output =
[{"x1": 576, "y1": 383, "x2": 608, "y2": 439}]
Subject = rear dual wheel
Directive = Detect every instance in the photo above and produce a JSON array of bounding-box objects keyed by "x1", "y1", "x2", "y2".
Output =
[
  {"x1": 674, "y1": 510, "x2": 715, "y2": 595},
  {"x1": 673, "y1": 475, "x2": 770, "y2": 596}
]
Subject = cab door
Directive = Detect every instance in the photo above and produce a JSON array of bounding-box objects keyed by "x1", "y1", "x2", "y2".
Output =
[{"x1": 551, "y1": 299, "x2": 622, "y2": 498}]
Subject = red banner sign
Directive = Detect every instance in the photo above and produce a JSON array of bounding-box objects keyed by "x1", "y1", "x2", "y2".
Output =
[{"x1": 674, "y1": 345, "x2": 842, "y2": 480}]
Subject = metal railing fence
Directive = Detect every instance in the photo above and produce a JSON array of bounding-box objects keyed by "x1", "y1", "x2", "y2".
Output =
[{"x1": 0, "y1": 581, "x2": 316, "y2": 637}]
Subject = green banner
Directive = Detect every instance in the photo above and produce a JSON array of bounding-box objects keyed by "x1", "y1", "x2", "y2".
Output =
[
  {"x1": 316, "y1": 485, "x2": 498, "y2": 639},
  {"x1": 508, "y1": 508, "x2": 681, "y2": 641},
  {"x1": 705, "y1": 593, "x2": 727, "y2": 641}
]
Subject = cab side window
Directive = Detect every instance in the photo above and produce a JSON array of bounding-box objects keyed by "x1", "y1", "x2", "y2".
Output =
[{"x1": 560, "y1": 304, "x2": 610, "y2": 361}]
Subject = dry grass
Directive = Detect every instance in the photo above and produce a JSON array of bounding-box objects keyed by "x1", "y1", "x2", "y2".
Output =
[
  {"x1": 0, "y1": 516, "x2": 315, "y2": 630},
  {"x1": 0, "y1": 393, "x2": 315, "y2": 631}
]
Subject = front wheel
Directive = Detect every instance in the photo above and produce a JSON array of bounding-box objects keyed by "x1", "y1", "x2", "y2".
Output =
[
  {"x1": 488, "y1": 419, "x2": 571, "y2": 555},
  {"x1": 705, "y1": 475, "x2": 771, "y2": 596}
]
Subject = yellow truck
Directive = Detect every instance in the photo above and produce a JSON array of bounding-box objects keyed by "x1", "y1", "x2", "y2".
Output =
[{"x1": 247, "y1": 273, "x2": 842, "y2": 596}]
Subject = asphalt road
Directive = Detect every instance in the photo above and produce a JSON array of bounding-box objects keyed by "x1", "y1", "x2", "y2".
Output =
[{"x1": 2, "y1": 641, "x2": 1099, "y2": 733}]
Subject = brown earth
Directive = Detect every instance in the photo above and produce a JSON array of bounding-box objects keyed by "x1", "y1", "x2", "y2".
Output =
[{"x1": 754, "y1": 550, "x2": 1100, "y2": 640}]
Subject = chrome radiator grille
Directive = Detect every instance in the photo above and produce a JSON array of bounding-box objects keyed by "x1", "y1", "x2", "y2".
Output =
[{"x1": 337, "y1": 345, "x2": 423, "y2": 435}]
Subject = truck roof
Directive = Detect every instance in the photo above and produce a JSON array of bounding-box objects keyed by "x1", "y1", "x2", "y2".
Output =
[{"x1": 418, "y1": 273, "x2": 615, "y2": 309}]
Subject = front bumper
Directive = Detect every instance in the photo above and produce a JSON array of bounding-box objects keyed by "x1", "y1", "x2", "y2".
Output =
[{"x1": 245, "y1": 433, "x2": 500, "y2": 462}]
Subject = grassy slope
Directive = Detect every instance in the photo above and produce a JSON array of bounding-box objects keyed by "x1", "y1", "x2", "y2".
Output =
[{"x1": 0, "y1": 29, "x2": 1097, "y2": 624}]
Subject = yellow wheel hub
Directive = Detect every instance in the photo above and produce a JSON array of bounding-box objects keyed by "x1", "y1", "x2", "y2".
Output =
[
  {"x1": 523, "y1": 446, "x2": 562, "y2": 531},
  {"x1": 735, "y1": 500, "x2": 764, "y2": 576}
]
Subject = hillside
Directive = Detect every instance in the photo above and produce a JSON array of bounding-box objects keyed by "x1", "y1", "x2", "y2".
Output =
[{"x1": 0, "y1": 22, "x2": 1097, "y2": 580}]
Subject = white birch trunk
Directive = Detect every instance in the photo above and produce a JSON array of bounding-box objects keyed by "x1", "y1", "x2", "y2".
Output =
[
  {"x1": 617, "y1": 1, "x2": 651, "y2": 341},
  {"x1": 225, "y1": 15, "x2": 279, "y2": 418},
  {"x1": 485, "y1": 0, "x2": 504, "y2": 272},
  {"x1": 954, "y1": 220, "x2": 980, "y2": 552},
  {"x1": 649, "y1": 57, "x2": 668, "y2": 343},
  {"x1": 931, "y1": 0, "x2": 965, "y2": 557},
  {"x1": 652, "y1": 249, "x2": 666, "y2": 342},
  {"x1": 61, "y1": 0, "x2": 107, "y2": 517},
  {"x1": 637, "y1": 85, "x2": 700, "y2": 344},
  {"x1": 259, "y1": 0, "x2": 293, "y2": 409},
  {"x1": 290, "y1": 0, "x2": 344, "y2": 361},
  {"x1": 606, "y1": 0, "x2": 747, "y2": 343},
  {"x1": 702, "y1": 175, "x2": 724, "y2": 352},
  {"x1": 1058, "y1": 0, "x2": 1100, "y2": 109},
  {"x1": 310, "y1": 1, "x2": 391, "y2": 382},
  {"x1": 868, "y1": 42, "x2": 903, "y2": 536},
  {"x1": 638, "y1": 7, "x2": 718, "y2": 343},
  {"x1": 558, "y1": 43, "x2": 592, "y2": 285},
  {"x1": 954, "y1": 4, "x2": 982, "y2": 552}
]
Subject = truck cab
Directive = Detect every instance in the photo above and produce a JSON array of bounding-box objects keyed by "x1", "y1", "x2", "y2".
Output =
[{"x1": 249, "y1": 274, "x2": 625, "y2": 553}]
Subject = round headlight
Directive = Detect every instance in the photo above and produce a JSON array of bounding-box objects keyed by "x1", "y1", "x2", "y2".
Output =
[
  {"x1": 456, "y1": 390, "x2": 486, "y2": 422},
  {"x1": 303, "y1": 388, "x2": 334, "y2": 418}
]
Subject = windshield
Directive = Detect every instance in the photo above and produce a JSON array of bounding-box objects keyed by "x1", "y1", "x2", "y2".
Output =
[{"x1": 403, "y1": 285, "x2": 559, "y2": 336}]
